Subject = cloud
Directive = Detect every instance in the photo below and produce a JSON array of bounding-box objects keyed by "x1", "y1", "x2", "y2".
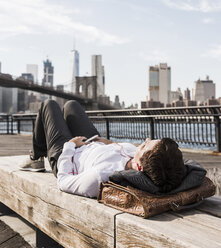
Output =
[
  {"x1": 138, "y1": 50, "x2": 169, "y2": 63},
  {"x1": 202, "y1": 18, "x2": 214, "y2": 24},
  {"x1": 202, "y1": 44, "x2": 221, "y2": 60},
  {"x1": 0, "y1": 47, "x2": 9, "y2": 52},
  {"x1": 0, "y1": 0, "x2": 129, "y2": 46},
  {"x1": 162, "y1": 0, "x2": 221, "y2": 12}
]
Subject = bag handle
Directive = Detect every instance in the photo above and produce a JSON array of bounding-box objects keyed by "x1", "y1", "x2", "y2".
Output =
[
  {"x1": 170, "y1": 197, "x2": 204, "y2": 211},
  {"x1": 98, "y1": 182, "x2": 139, "y2": 201}
]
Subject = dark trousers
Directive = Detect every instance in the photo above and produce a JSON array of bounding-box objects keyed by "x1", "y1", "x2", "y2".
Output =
[{"x1": 32, "y1": 100, "x2": 99, "y2": 177}]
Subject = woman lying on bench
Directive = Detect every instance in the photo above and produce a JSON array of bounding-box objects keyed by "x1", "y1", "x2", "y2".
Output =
[{"x1": 20, "y1": 100, "x2": 185, "y2": 198}]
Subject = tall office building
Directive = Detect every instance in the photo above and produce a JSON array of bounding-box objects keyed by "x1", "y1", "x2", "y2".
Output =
[
  {"x1": 148, "y1": 63, "x2": 171, "y2": 106},
  {"x1": 192, "y1": 76, "x2": 215, "y2": 103},
  {"x1": 184, "y1": 88, "x2": 191, "y2": 100},
  {"x1": 1, "y1": 87, "x2": 18, "y2": 113},
  {"x1": 42, "y1": 59, "x2": 54, "y2": 87},
  {"x1": 0, "y1": 62, "x2": 18, "y2": 113},
  {"x1": 21, "y1": 73, "x2": 34, "y2": 82},
  {"x1": 149, "y1": 65, "x2": 159, "y2": 102},
  {"x1": 26, "y1": 64, "x2": 38, "y2": 83},
  {"x1": 16, "y1": 73, "x2": 33, "y2": 112},
  {"x1": 91, "y1": 55, "x2": 105, "y2": 97},
  {"x1": 69, "y1": 50, "x2": 79, "y2": 93},
  {"x1": 170, "y1": 88, "x2": 183, "y2": 103}
]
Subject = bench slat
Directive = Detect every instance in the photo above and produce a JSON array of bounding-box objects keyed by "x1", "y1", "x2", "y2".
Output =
[
  {"x1": 196, "y1": 196, "x2": 221, "y2": 217},
  {"x1": 116, "y1": 209, "x2": 221, "y2": 248}
]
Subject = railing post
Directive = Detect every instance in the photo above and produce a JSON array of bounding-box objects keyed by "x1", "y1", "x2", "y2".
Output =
[
  {"x1": 215, "y1": 116, "x2": 221, "y2": 152},
  {"x1": 17, "y1": 120, "x2": 21, "y2": 134},
  {"x1": 106, "y1": 118, "x2": 110, "y2": 139},
  {"x1": 11, "y1": 117, "x2": 13, "y2": 134},
  {"x1": 32, "y1": 119, "x2": 35, "y2": 132},
  {"x1": 6, "y1": 115, "x2": 9, "y2": 134},
  {"x1": 150, "y1": 117, "x2": 155, "y2": 140}
]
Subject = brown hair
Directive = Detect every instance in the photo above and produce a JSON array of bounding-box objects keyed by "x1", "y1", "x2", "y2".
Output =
[{"x1": 140, "y1": 138, "x2": 185, "y2": 193}]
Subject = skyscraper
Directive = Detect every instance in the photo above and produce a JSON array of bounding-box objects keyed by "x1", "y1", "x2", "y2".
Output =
[
  {"x1": 2, "y1": 87, "x2": 18, "y2": 113},
  {"x1": 21, "y1": 73, "x2": 34, "y2": 82},
  {"x1": 149, "y1": 65, "x2": 159, "y2": 102},
  {"x1": 69, "y1": 49, "x2": 79, "y2": 93},
  {"x1": 148, "y1": 63, "x2": 171, "y2": 106},
  {"x1": 192, "y1": 76, "x2": 215, "y2": 104},
  {"x1": 184, "y1": 88, "x2": 191, "y2": 100},
  {"x1": 91, "y1": 55, "x2": 105, "y2": 97},
  {"x1": 0, "y1": 62, "x2": 18, "y2": 113},
  {"x1": 26, "y1": 64, "x2": 38, "y2": 83},
  {"x1": 42, "y1": 59, "x2": 54, "y2": 87}
]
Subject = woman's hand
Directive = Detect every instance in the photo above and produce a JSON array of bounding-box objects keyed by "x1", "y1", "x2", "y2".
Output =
[
  {"x1": 69, "y1": 136, "x2": 87, "y2": 147},
  {"x1": 94, "y1": 136, "x2": 113, "y2": 145}
]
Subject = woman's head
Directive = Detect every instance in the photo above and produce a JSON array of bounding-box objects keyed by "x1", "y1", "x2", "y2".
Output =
[{"x1": 137, "y1": 138, "x2": 185, "y2": 192}]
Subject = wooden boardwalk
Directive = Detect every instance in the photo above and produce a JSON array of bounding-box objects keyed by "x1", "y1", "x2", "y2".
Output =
[
  {"x1": 0, "y1": 203, "x2": 32, "y2": 248},
  {"x1": 0, "y1": 219, "x2": 31, "y2": 248},
  {"x1": 0, "y1": 135, "x2": 32, "y2": 157}
]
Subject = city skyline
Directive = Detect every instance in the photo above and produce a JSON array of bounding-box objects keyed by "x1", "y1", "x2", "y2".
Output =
[{"x1": 0, "y1": 0, "x2": 221, "y2": 106}]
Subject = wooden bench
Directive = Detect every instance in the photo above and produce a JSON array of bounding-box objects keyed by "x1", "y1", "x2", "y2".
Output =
[{"x1": 0, "y1": 155, "x2": 220, "y2": 248}]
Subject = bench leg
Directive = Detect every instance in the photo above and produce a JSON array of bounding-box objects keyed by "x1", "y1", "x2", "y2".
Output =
[
  {"x1": 36, "y1": 228, "x2": 63, "y2": 248},
  {"x1": 0, "y1": 202, "x2": 14, "y2": 215}
]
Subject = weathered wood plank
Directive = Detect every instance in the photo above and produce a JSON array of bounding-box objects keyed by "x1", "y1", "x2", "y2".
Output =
[
  {"x1": 0, "y1": 135, "x2": 32, "y2": 156},
  {"x1": 116, "y1": 209, "x2": 221, "y2": 248},
  {"x1": 0, "y1": 220, "x2": 31, "y2": 248},
  {"x1": 174, "y1": 208, "x2": 221, "y2": 231},
  {"x1": 0, "y1": 220, "x2": 16, "y2": 244},
  {"x1": 0, "y1": 234, "x2": 32, "y2": 248},
  {"x1": 0, "y1": 155, "x2": 122, "y2": 248},
  {"x1": 196, "y1": 196, "x2": 221, "y2": 217},
  {"x1": 206, "y1": 168, "x2": 221, "y2": 195}
]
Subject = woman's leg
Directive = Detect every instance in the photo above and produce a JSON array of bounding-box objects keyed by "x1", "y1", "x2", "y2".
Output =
[
  {"x1": 63, "y1": 100, "x2": 100, "y2": 138},
  {"x1": 32, "y1": 99, "x2": 72, "y2": 176}
]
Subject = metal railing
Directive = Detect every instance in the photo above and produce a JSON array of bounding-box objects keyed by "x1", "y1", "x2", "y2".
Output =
[
  {"x1": 86, "y1": 105, "x2": 221, "y2": 152},
  {"x1": 0, "y1": 105, "x2": 221, "y2": 152},
  {"x1": 0, "y1": 113, "x2": 36, "y2": 134}
]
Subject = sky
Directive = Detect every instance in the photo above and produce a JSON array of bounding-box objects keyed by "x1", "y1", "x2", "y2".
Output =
[{"x1": 0, "y1": 0, "x2": 221, "y2": 107}]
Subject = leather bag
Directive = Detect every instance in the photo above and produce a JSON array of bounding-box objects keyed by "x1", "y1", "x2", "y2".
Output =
[{"x1": 98, "y1": 177, "x2": 216, "y2": 218}]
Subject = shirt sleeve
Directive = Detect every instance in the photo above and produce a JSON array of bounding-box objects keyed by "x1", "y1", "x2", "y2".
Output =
[{"x1": 57, "y1": 142, "x2": 102, "y2": 198}]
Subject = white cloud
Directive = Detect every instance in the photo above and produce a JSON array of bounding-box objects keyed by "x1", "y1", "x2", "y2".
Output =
[
  {"x1": 138, "y1": 50, "x2": 168, "y2": 63},
  {"x1": 162, "y1": 0, "x2": 221, "y2": 12},
  {"x1": 0, "y1": 47, "x2": 9, "y2": 52},
  {"x1": 202, "y1": 18, "x2": 214, "y2": 24},
  {"x1": 0, "y1": 0, "x2": 129, "y2": 46},
  {"x1": 202, "y1": 45, "x2": 221, "y2": 60}
]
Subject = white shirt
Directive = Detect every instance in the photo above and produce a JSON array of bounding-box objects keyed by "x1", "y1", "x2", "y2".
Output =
[{"x1": 57, "y1": 141, "x2": 136, "y2": 198}]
